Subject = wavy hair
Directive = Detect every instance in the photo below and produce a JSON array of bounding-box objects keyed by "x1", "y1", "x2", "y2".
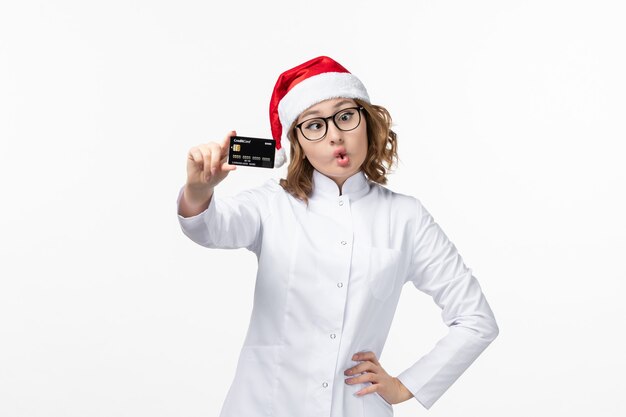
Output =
[{"x1": 278, "y1": 98, "x2": 398, "y2": 205}]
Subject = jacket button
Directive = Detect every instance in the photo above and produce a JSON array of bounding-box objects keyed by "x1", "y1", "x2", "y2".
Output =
[
  {"x1": 322, "y1": 382, "x2": 328, "y2": 388},
  {"x1": 337, "y1": 282, "x2": 343, "y2": 288},
  {"x1": 339, "y1": 200, "x2": 344, "y2": 206},
  {"x1": 330, "y1": 333, "x2": 336, "y2": 339},
  {"x1": 341, "y1": 240, "x2": 347, "y2": 245}
]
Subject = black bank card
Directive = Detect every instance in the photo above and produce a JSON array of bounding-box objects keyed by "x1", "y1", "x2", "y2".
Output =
[{"x1": 228, "y1": 136, "x2": 276, "y2": 168}]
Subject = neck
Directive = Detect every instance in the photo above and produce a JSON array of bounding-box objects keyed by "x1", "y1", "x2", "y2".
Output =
[{"x1": 334, "y1": 178, "x2": 346, "y2": 195}]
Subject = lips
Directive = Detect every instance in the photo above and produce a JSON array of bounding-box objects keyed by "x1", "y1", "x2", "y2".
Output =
[
  {"x1": 333, "y1": 146, "x2": 350, "y2": 167},
  {"x1": 333, "y1": 146, "x2": 347, "y2": 158}
]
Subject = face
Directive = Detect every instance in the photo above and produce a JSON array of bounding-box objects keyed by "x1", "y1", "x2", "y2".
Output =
[{"x1": 294, "y1": 98, "x2": 368, "y2": 188}]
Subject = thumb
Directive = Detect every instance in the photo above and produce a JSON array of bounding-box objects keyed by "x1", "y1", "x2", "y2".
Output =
[{"x1": 221, "y1": 130, "x2": 237, "y2": 156}]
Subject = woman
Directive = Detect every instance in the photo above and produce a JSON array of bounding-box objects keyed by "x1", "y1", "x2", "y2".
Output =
[{"x1": 177, "y1": 56, "x2": 499, "y2": 417}]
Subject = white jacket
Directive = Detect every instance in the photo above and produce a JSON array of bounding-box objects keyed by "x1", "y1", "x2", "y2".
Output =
[{"x1": 176, "y1": 168, "x2": 498, "y2": 417}]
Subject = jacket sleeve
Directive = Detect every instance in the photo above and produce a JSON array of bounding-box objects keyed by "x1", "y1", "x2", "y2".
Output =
[
  {"x1": 175, "y1": 180, "x2": 275, "y2": 253},
  {"x1": 395, "y1": 198, "x2": 499, "y2": 410}
]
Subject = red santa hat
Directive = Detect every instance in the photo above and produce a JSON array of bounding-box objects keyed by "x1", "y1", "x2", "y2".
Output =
[{"x1": 269, "y1": 56, "x2": 371, "y2": 168}]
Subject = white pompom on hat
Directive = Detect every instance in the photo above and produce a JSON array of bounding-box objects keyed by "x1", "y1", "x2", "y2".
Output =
[{"x1": 269, "y1": 56, "x2": 371, "y2": 168}]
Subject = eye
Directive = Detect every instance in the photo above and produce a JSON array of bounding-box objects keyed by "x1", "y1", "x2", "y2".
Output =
[
  {"x1": 304, "y1": 120, "x2": 324, "y2": 131},
  {"x1": 337, "y1": 110, "x2": 355, "y2": 121}
]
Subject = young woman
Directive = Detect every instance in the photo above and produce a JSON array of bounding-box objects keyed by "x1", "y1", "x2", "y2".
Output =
[{"x1": 177, "y1": 56, "x2": 499, "y2": 417}]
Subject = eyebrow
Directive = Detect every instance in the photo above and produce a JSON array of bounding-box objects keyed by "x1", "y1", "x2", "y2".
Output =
[{"x1": 298, "y1": 99, "x2": 355, "y2": 121}]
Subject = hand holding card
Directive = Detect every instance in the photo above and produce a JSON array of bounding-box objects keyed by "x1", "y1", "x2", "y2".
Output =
[
  {"x1": 186, "y1": 130, "x2": 238, "y2": 191},
  {"x1": 180, "y1": 131, "x2": 240, "y2": 217}
]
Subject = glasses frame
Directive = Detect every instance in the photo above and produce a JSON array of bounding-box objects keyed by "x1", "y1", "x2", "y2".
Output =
[{"x1": 294, "y1": 106, "x2": 365, "y2": 142}]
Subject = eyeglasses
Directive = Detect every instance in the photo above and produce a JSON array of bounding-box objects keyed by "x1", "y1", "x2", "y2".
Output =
[{"x1": 294, "y1": 106, "x2": 364, "y2": 141}]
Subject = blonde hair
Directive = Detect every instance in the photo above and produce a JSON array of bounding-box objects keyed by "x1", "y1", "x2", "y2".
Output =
[{"x1": 278, "y1": 98, "x2": 398, "y2": 205}]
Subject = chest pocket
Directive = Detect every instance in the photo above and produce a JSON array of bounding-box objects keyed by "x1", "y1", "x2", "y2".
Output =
[{"x1": 367, "y1": 246, "x2": 402, "y2": 301}]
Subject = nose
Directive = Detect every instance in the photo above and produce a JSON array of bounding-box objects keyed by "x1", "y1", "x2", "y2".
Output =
[{"x1": 326, "y1": 120, "x2": 344, "y2": 144}]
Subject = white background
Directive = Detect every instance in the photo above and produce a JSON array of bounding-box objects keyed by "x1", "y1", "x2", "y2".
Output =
[{"x1": 1, "y1": 1, "x2": 625, "y2": 416}]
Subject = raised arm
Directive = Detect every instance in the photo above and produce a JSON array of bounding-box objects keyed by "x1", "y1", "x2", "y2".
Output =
[{"x1": 176, "y1": 130, "x2": 269, "y2": 252}]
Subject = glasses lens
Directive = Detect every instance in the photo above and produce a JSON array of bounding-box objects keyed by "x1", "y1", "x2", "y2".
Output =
[
  {"x1": 334, "y1": 107, "x2": 361, "y2": 131},
  {"x1": 301, "y1": 118, "x2": 326, "y2": 141}
]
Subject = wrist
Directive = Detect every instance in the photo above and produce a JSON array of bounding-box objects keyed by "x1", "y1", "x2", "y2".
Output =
[
  {"x1": 184, "y1": 183, "x2": 213, "y2": 204},
  {"x1": 394, "y1": 377, "x2": 414, "y2": 402},
  {"x1": 179, "y1": 184, "x2": 214, "y2": 217}
]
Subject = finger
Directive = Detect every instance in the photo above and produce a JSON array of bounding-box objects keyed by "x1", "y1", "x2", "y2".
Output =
[
  {"x1": 355, "y1": 351, "x2": 380, "y2": 367},
  {"x1": 200, "y1": 145, "x2": 212, "y2": 180},
  {"x1": 348, "y1": 361, "x2": 378, "y2": 377},
  {"x1": 220, "y1": 130, "x2": 236, "y2": 158},
  {"x1": 355, "y1": 385, "x2": 378, "y2": 396},
  {"x1": 351, "y1": 374, "x2": 380, "y2": 394},
  {"x1": 188, "y1": 148, "x2": 204, "y2": 170},
  {"x1": 210, "y1": 143, "x2": 222, "y2": 174},
  {"x1": 346, "y1": 373, "x2": 367, "y2": 387},
  {"x1": 221, "y1": 161, "x2": 237, "y2": 171},
  {"x1": 189, "y1": 149, "x2": 207, "y2": 181}
]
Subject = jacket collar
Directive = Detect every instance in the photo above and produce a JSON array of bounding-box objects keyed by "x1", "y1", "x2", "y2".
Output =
[{"x1": 310, "y1": 169, "x2": 370, "y2": 201}]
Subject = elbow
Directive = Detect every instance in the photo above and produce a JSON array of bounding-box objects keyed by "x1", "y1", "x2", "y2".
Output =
[
  {"x1": 456, "y1": 314, "x2": 499, "y2": 343},
  {"x1": 483, "y1": 316, "x2": 499, "y2": 343}
]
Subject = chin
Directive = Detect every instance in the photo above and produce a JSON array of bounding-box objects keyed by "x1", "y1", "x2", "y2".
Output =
[
  {"x1": 332, "y1": 167, "x2": 359, "y2": 180},
  {"x1": 318, "y1": 162, "x2": 361, "y2": 178}
]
